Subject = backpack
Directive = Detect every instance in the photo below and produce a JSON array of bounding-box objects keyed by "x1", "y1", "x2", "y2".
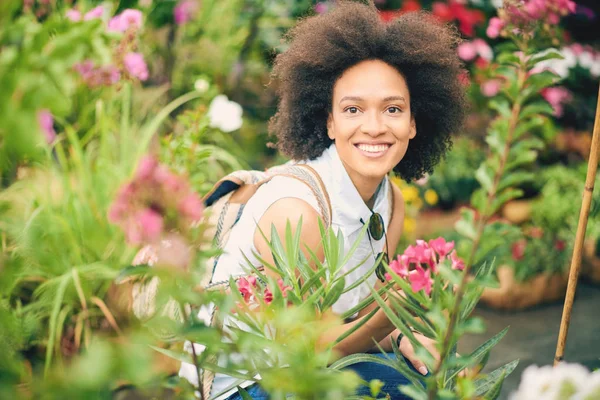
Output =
[{"x1": 125, "y1": 163, "x2": 333, "y2": 397}]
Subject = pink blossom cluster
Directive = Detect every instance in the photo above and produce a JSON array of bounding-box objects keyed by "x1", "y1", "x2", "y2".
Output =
[
  {"x1": 387, "y1": 237, "x2": 465, "y2": 296},
  {"x1": 457, "y1": 39, "x2": 494, "y2": 69},
  {"x1": 174, "y1": 0, "x2": 199, "y2": 25},
  {"x1": 237, "y1": 276, "x2": 292, "y2": 306},
  {"x1": 73, "y1": 61, "x2": 121, "y2": 87},
  {"x1": 541, "y1": 86, "x2": 572, "y2": 117},
  {"x1": 432, "y1": 0, "x2": 485, "y2": 37},
  {"x1": 487, "y1": 0, "x2": 576, "y2": 39},
  {"x1": 108, "y1": 156, "x2": 204, "y2": 245},
  {"x1": 108, "y1": 9, "x2": 144, "y2": 33}
]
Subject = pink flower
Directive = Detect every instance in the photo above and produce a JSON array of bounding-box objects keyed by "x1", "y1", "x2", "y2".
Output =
[
  {"x1": 277, "y1": 279, "x2": 292, "y2": 297},
  {"x1": 108, "y1": 199, "x2": 128, "y2": 223},
  {"x1": 37, "y1": 109, "x2": 56, "y2": 143},
  {"x1": 428, "y1": 237, "x2": 454, "y2": 260},
  {"x1": 450, "y1": 251, "x2": 465, "y2": 271},
  {"x1": 84, "y1": 5, "x2": 104, "y2": 21},
  {"x1": 541, "y1": 87, "x2": 572, "y2": 117},
  {"x1": 481, "y1": 79, "x2": 502, "y2": 97},
  {"x1": 511, "y1": 239, "x2": 527, "y2": 261},
  {"x1": 409, "y1": 266, "x2": 433, "y2": 296},
  {"x1": 555, "y1": 240, "x2": 566, "y2": 251},
  {"x1": 486, "y1": 17, "x2": 504, "y2": 39},
  {"x1": 457, "y1": 42, "x2": 477, "y2": 62},
  {"x1": 174, "y1": 0, "x2": 197, "y2": 25},
  {"x1": 135, "y1": 156, "x2": 158, "y2": 180},
  {"x1": 315, "y1": 2, "x2": 329, "y2": 14},
  {"x1": 65, "y1": 9, "x2": 81, "y2": 21},
  {"x1": 178, "y1": 194, "x2": 204, "y2": 222},
  {"x1": 138, "y1": 208, "x2": 164, "y2": 243},
  {"x1": 238, "y1": 276, "x2": 257, "y2": 302},
  {"x1": 108, "y1": 9, "x2": 143, "y2": 32},
  {"x1": 389, "y1": 255, "x2": 410, "y2": 278},
  {"x1": 123, "y1": 52, "x2": 149, "y2": 81},
  {"x1": 473, "y1": 38, "x2": 493, "y2": 61},
  {"x1": 404, "y1": 241, "x2": 435, "y2": 267},
  {"x1": 263, "y1": 288, "x2": 273, "y2": 304}
]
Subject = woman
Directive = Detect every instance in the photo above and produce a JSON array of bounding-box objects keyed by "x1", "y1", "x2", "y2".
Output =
[{"x1": 181, "y1": 2, "x2": 466, "y2": 398}]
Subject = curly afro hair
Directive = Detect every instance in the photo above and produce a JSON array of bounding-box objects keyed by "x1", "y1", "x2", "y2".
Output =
[{"x1": 268, "y1": 1, "x2": 467, "y2": 182}]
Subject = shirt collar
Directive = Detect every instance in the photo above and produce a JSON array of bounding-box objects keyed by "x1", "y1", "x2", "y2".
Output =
[{"x1": 311, "y1": 144, "x2": 390, "y2": 235}]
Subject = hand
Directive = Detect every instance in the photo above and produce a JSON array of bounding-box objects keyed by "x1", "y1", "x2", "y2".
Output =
[
  {"x1": 397, "y1": 331, "x2": 469, "y2": 377},
  {"x1": 397, "y1": 331, "x2": 437, "y2": 376}
]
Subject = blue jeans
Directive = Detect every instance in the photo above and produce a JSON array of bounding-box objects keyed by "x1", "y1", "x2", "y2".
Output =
[{"x1": 226, "y1": 353, "x2": 422, "y2": 400}]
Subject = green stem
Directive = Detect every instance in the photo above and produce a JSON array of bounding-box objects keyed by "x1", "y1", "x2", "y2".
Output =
[{"x1": 427, "y1": 52, "x2": 529, "y2": 400}]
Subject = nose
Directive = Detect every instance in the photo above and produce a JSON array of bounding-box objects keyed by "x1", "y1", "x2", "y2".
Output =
[{"x1": 360, "y1": 111, "x2": 387, "y2": 137}]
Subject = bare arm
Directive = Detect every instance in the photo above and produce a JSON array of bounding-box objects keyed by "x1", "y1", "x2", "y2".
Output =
[{"x1": 253, "y1": 197, "x2": 395, "y2": 358}]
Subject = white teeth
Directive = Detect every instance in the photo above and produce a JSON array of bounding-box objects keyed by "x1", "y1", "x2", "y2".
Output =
[{"x1": 356, "y1": 144, "x2": 389, "y2": 153}]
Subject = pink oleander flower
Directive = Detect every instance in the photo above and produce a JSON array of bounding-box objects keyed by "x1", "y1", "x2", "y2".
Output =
[
  {"x1": 74, "y1": 60, "x2": 120, "y2": 87},
  {"x1": 472, "y1": 38, "x2": 493, "y2": 61},
  {"x1": 178, "y1": 194, "x2": 204, "y2": 223},
  {"x1": 37, "y1": 109, "x2": 56, "y2": 144},
  {"x1": 238, "y1": 276, "x2": 257, "y2": 302},
  {"x1": 136, "y1": 208, "x2": 164, "y2": 244},
  {"x1": 84, "y1": 5, "x2": 104, "y2": 21},
  {"x1": 278, "y1": 279, "x2": 292, "y2": 297},
  {"x1": 174, "y1": 0, "x2": 198, "y2": 25},
  {"x1": 123, "y1": 52, "x2": 149, "y2": 81},
  {"x1": 404, "y1": 241, "x2": 435, "y2": 268},
  {"x1": 450, "y1": 250, "x2": 466, "y2": 271},
  {"x1": 263, "y1": 288, "x2": 273, "y2": 304},
  {"x1": 486, "y1": 16, "x2": 504, "y2": 38},
  {"x1": 65, "y1": 9, "x2": 82, "y2": 21},
  {"x1": 388, "y1": 254, "x2": 410, "y2": 278},
  {"x1": 409, "y1": 266, "x2": 433, "y2": 296},
  {"x1": 481, "y1": 79, "x2": 502, "y2": 97},
  {"x1": 108, "y1": 8, "x2": 143, "y2": 32},
  {"x1": 429, "y1": 237, "x2": 455, "y2": 260}
]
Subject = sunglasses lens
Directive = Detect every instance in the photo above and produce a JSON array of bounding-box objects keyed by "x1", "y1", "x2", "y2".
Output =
[
  {"x1": 369, "y1": 213, "x2": 385, "y2": 241},
  {"x1": 375, "y1": 252, "x2": 389, "y2": 282}
]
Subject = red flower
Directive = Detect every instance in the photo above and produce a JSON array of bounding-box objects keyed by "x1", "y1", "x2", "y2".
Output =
[
  {"x1": 555, "y1": 240, "x2": 566, "y2": 252},
  {"x1": 511, "y1": 239, "x2": 527, "y2": 261}
]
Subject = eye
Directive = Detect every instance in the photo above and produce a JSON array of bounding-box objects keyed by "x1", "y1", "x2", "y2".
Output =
[
  {"x1": 344, "y1": 106, "x2": 360, "y2": 114},
  {"x1": 387, "y1": 106, "x2": 402, "y2": 114}
]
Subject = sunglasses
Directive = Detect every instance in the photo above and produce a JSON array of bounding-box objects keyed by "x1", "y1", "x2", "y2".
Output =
[{"x1": 360, "y1": 212, "x2": 389, "y2": 282}]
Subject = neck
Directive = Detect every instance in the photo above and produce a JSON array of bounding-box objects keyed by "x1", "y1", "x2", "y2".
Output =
[{"x1": 341, "y1": 161, "x2": 384, "y2": 209}]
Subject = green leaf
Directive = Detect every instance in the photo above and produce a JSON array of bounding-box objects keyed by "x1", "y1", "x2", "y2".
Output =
[
  {"x1": 475, "y1": 165, "x2": 494, "y2": 193},
  {"x1": 496, "y1": 52, "x2": 521, "y2": 66},
  {"x1": 335, "y1": 306, "x2": 378, "y2": 345},
  {"x1": 399, "y1": 384, "x2": 428, "y2": 400},
  {"x1": 489, "y1": 188, "x2": 523, "y2": 216},
  {"x1": 527, "y1": 49, "x2": 563, "y2": 67},
  {"x1": 473, "y1": 360, "x2": 519, "y2": 396},
  {"x1": 505, "y1": 151, "x2": 537, "y2": 171},
  {"x1": 483, "y1": 370, "x2": 506, "y2": 400},
  {"x1": 322, "y1": 277, "x2": 346, "y2": 309},
  {"x1": 237, "y1": 386, "x2": 253, "y2": 400},
  {"x1": 470, "y1": 188, "x2": 487, "y2": 214},
  {"x1": 513, "y1": 116, "x2": 545, "y2": 140},
  {"x1": 520, "y1": 102, "x2": 555, "y2": 119},
  {"x1": 457, "y1": 316, "x2": 486, "y2": 335},
  {"x1": 485, "y1": 130, "x2": 505, "y2": 155},
  {"x1": 455, "y1": 208, "x2": 477, "y2": 240},
  {"x1": 497, "y1": 171, "x2": 535, "y2": 192},
  {"x1": 489, "y1": 98, "x2": 512, "y2": 118},
  {"x1": 510, "y1": 137, "x2": 545, "y2": 154}
]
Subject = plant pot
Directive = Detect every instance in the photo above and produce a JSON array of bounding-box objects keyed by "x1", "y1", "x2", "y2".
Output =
[
  {"x1": 501, "y1": 199, "x2": 533, "y2": 225},
  {"x1": 582, "y1": 238, "x2": 600, "y2": 284},
  {"x1": 479, "y1": 266, "x2": 569, "y2": 310}
]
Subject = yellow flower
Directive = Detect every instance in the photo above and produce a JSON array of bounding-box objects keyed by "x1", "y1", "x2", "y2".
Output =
[
  {"x1": 404, "y1": 217, "x2": 416, "y2": 233},
  {"x1": 401, "y1": 186, "x2": 419, "y2": 203},
  {"x1": 424, "y1": 189, "x2": 439, "y2": 206},
  {"x1": 413, "y1": 198, "x2": 423, "y2": 210}
]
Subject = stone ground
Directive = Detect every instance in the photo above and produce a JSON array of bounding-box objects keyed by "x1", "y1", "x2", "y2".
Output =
[{"x1": 458, "y1": 281, "x2": 600, "y2": 399}]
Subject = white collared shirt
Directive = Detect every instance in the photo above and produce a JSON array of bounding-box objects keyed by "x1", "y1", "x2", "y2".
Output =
[{"x1": 182, "y1": 144, "x2": 392, "y2": 399}]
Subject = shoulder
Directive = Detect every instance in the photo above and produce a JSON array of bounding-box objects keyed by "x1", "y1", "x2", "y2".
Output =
[
  {"x1": 387, "y1": 181, "x2": 406, "y2": 252},
  {"x1": 389, "y1": 180, "x2": 405, "y2": 222}
]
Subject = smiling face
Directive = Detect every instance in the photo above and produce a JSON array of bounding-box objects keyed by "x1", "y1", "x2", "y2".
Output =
[{"x1": 327, "y1": 59, "x2": 416, "y2": 187}]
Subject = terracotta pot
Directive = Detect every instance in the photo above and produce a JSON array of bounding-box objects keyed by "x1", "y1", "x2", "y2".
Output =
[
  {"x1": 480, "y1": 266, "x2": 569, "y2": 310},
  {"x1": 501, "y1": 199, "x2": 533, "y2": 225},
  {"x1": 582, "y1": 238, "x2": 600, "y2": 284}
]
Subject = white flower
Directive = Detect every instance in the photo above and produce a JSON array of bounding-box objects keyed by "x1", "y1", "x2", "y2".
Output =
[
  {"x1": 491, "y1": 0, "x2": 503, "y2": 8},
  {"x1": 510, "y1": 363, "x2": 591, "y2": 400},
  {"x1": 573, "y1": 370, "x2": 600, "y2": 400},
  {"x1": 194, "y1": 78, "x2": 210, "y2": 93},
  {"x1": 590, "y1": 57, "x2": 600, "y2": 77},
  {"x1": 578, "y1": 51, "x2": 595, "y2": 69},
  {"x1": 207, "y1": 95, "x2": 243, "y2": 132},
  {"x1": 561, "y1": 47, "x2": 578, "y2": 68}
]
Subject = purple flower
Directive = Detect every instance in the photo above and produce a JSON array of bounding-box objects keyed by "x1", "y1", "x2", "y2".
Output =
[
  {"x1": 123, "y1": 52, "x2": 149, "y2": 81},
  {"x1": 37, "y1": 109, "x2": 56, "y2": 143},
  {"x1": 174, "y1": 0, "x2": 197, "y2": 25}
]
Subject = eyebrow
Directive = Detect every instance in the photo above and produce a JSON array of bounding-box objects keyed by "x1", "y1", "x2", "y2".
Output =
[{"x1": 339, "y1": 95, "x2": 406, "y2": 104}]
